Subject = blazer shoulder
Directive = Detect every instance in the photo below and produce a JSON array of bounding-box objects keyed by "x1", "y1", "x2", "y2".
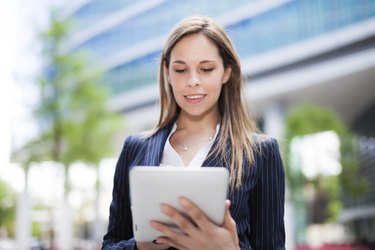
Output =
[
  {"x1": 121, "y1": 134, "x2": 149, "y2": 158},
  {"x1": 252, "y1": 133, "x2": 278, "y2": 149},
  {"x1": 124, "y1": 134, "x2": 148, "y2": 147},
  {"x1": 251, "y1": 133, "x2": 283, "y2": 160}
]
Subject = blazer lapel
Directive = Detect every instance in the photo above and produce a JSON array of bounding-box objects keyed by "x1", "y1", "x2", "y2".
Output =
[
  {"x1": 143, "y1": 124, "x2": 173, "y2": 166},
  {"x1": 202, "y1": 135, "x2": 230, "y2": 168}
]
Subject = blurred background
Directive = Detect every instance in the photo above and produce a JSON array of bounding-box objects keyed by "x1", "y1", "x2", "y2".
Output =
[{"x1": 1, "y1": 0, "x2": 374, "y2": 249}]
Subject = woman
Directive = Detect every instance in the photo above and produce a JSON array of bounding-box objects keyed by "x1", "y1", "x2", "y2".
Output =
[{"x1": 102, "y1": 16, "x2": 285, "y2": 250}]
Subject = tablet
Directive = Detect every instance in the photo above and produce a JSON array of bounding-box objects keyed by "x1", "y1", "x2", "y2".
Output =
[{"x1": 129, "y1": 166, "x2": 229, "y2": 242}]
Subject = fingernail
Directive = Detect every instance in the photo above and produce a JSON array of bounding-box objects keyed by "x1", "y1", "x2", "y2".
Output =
[
  {"x1": 179, "y1": 197, "x2": 188, "y2": 207},
  {"x1": 157, "y1": 238, "x2": 166, "y2": 244},
  {"x1": 161, "y1": 204, "x2": 170, "y2": 213},
  {"x1": 149, "y1": 221, "x2": 158, "y2": 229},
  {"x1": 153, "y1": 239, "x2": 163, "y2": 244}
]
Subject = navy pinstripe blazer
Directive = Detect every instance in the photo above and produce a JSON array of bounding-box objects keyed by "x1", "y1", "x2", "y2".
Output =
[{"x1": 102, "y1": 123, "x2": 285, "y2": 250}]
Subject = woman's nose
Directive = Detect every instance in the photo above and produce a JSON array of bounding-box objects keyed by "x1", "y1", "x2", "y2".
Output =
[{"x1": 187, "y1": 73, "x2": 201, "y2": 87}]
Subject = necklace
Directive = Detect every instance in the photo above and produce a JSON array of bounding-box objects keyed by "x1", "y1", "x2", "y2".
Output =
[{"x1": 179, "y1": 136, "x2": 214, "y2": 152}]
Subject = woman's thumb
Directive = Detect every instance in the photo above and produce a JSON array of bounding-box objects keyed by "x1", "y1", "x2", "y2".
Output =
[{"x1": 223, "y1": 200, "x2": 236, "y2": 230}]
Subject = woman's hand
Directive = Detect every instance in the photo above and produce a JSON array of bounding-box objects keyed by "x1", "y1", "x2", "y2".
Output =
[
  {"x1": 150, "y1": 197, "x2": 240, "y2": 250},
  {"x1": 136, "y1": 242, "x2": 170, "y2": 250}
]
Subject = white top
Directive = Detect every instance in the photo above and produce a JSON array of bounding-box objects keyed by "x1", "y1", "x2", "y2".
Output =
[{"x1": 160, "y1": 123, "x2": 220, "y2": 168}]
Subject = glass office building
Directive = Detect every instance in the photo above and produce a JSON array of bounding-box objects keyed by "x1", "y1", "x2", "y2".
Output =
[
  {"x1": 61, "y1": 0, "x2": 375, "y2": 246},
  {"x1": 64, "y1": 0, "x2": 374, "y2": 100}
]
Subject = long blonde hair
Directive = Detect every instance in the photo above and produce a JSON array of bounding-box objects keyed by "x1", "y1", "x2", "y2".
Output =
[{"x1": 153, "y1": 16, "x2": 258, "y2": 188}]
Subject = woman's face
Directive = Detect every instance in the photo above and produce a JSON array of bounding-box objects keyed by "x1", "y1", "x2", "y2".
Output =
[{"x1": 167, "y1": 33, "x2": 231, "y2": 120}]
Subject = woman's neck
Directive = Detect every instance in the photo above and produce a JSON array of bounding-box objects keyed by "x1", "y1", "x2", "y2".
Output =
[
  {"x1": 176, "y1": 112, "x2": 221, "y2": 134},
  {"x1": 170, "y1": 112, "x2": 220, "y2": 166}
]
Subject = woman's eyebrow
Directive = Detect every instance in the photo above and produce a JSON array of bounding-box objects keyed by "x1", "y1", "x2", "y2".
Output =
[
  {"x1": 200, "y1": 60, "x2": 215, "y2": 64},
  {"x1": 172, "y1": 60, "x2": 216, "y2": 64},
  {"x1": 172, "y1": 60, "x2": 186, "y2": 64}
]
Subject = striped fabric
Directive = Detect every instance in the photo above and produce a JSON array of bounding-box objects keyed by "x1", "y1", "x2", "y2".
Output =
[{"x1": 102, "y1": 124, "x2": 286, "y2": 249}]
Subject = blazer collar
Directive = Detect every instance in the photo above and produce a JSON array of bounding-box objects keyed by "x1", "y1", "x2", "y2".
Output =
[{"x1": 143, "y1": 123, "x2": 174, "y2": 166}]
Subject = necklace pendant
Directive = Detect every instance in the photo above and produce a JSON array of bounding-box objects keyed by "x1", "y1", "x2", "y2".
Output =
[{"x1": 183, "y1": 144, "x2": 188, "y2": 151}]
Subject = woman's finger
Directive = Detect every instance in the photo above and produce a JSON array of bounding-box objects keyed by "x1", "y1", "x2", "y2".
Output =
[
  {"x1": 155, "y1": 237, "x2": 186, "y2": 250},
  {"x1": 179, "y1": 196, "x2": 213, "y2": 231},
  {"x1": 136, "y1": 242, "x2": 170, "y2": 250},
  {"x1": 150, "y1": 204, "x2": 193, "y2": 247},
  {"x1": 222, "y1": 200, "x2": 237, "y2": 231},
  {"x1": 159, "y1": 203, "x2": 199, "y2": 236}
]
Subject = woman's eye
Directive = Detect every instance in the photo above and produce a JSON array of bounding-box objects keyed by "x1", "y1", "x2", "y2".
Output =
[
  {"x1": 175, "y1": 69, "x2": 187, "y2": 73},
  {"x1": 202, "y1": 68, "x2": 214, "y2": 72}
]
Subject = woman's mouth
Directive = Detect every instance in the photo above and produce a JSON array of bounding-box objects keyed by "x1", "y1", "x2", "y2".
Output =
[{"x1": 184, "y1": 94, "x2": 207, "y2": 103}]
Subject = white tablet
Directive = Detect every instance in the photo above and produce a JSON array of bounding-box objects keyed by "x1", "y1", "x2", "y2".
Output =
[{"x1": 129, "y1": 166, "x2": 229, "y2": 243}]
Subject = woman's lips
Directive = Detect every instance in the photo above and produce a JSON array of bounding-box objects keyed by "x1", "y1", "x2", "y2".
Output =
[{"x1": 184, "y1": 94, "x2": 206, "y2": 103}]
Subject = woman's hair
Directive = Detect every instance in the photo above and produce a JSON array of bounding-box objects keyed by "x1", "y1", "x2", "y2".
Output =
[{"x1": 153, "y1": 16, "x2": 258, "y2": 188}]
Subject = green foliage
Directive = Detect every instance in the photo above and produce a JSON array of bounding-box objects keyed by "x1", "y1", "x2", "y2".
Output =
[
  {"x1": 0, "y1": 178, "x2": 16, "y2": 236},
  {"x1": 31, "y1": 221, "x2": 42, "y2": 238},
  {"x1": 340, "y1": 136, "x2": 368, "y2": 197},
  {"x1": 285, "y1": 103, "x2": 367, "y2": 222},
  {"x1": 12, "y1": 12, "x2": 123, "y2": 194},
  {"x1": 285, "y1": 103, "x2": 347, "y2": 140}
]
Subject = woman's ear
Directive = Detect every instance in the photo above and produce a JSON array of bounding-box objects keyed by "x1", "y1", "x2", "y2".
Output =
[{"x1": 223, "y1": 66, "x2": 232, "y2": 84}]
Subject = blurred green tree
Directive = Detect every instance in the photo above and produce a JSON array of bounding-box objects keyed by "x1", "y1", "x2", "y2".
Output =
[
  {"x1": 12, "y1": 10, "x2": 124, "y2": 242},
  {"x1": 284, "y1": 103, "x2": 368, "y2": 242},
  {"x1": 0, "y1": 178, "x2": 16, "y2": 237},
  {"x1": 285, "y1": 104, "x2": 367, "y2": 202},
  {"x1": 13, "y1": 10, "x2": 123, "y2": 196}
]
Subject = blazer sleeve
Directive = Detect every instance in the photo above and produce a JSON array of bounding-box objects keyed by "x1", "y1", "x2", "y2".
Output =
[
  {"x1": 249, "y1": 138, "x2": 285, "y2": 249},
  {"x1": 102, "y1": 136, "x2": 137, "y2": 250}
]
